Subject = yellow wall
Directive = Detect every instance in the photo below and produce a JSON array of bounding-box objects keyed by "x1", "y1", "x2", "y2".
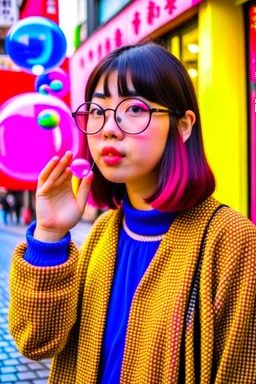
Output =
[{"x1": 198, "y1": 0, "x2": 248, "y2": 215}]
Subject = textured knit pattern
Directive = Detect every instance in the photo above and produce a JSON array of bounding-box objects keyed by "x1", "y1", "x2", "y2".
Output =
[{"x1": 9, "y1": 196, "x2": 256, "y2": 384}]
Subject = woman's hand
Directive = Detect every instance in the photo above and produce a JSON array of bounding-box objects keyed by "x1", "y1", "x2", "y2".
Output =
[{"x1": 34, "y1": 151, "x2": 93, "y2": 242}]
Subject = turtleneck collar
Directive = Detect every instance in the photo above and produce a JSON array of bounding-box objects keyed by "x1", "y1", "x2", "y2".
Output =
[{"x1": 122, "y1": 194, "x2": 177, "y2": 236}]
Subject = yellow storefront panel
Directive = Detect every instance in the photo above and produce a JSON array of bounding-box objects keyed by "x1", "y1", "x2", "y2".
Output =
[{"x1": 198, "y1": 0, "x2": 248, "y2": 215}]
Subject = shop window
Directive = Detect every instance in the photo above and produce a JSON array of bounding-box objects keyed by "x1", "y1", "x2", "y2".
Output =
[
  {"x1": 0, "y1": 39, "x2": 5, "y2": 54},
  {"x1": 165, "y1": 22, "x2": 198, "y2": 95},
  {"x1": 74, "y1": 0, "x2": 88, "y2": 50},
  {"x1": 98, "y1": 0, "x2": 131, "y2": 25},
  {"x1": 0, "y1": 27, "x2": 8, "y2": 54}
]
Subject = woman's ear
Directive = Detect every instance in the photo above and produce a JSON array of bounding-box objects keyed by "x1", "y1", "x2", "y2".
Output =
[{"x1": 179, "y1": 110, "x2": 196, "y2": 143}]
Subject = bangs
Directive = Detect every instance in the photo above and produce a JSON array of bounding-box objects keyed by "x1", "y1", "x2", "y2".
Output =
[
  {"x1": 86, "y1": 43, "x2": 186, "y2": 111},
  {"x1": 101, "y1": 48, "x2": 174, "y2": 107}
]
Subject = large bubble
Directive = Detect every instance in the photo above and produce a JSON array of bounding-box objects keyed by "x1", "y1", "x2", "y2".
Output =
[
  {"x1": 5, "y1": 16, "x2": 67, "y2": 74},
  {"x1": 35, "y1": 68, "x2": 70, "y2": 98},
  {"x1": 0, "y1": 93, "x2": 83, "y2": 182}
]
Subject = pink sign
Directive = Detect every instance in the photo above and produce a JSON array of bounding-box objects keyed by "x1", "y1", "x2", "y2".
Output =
[
  {"x1": 250, "y1": 6, "x2": 256, "y2": 224},
  {"x1": 70, "y1": 0, "x2": 202, "y2": 109}
]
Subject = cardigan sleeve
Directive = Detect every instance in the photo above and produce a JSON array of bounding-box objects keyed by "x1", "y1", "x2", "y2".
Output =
[
  {"x1": 212, "y1": 209, "x2": 256, "y2": 383},
  {"x1": 24, "y1": 221, "x2": 70, "y2": 266},
  {"x1": 8, "y1": 240, "x2": 80, "y2": 361}
]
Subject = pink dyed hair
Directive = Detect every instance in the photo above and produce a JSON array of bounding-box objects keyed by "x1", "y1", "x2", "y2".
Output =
[{"x1": 81, "y1": 41, "x2": 215, "y2": 212}]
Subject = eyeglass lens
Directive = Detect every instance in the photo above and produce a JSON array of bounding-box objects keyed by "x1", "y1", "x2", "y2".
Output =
[{"x1": 75, "y1": 99, "x2": 151, "y2": 134}]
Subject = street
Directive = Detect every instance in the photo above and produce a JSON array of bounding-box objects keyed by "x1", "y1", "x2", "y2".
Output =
[{"x1": 0, "y1": 220, "x2": 92, "y2": 383}]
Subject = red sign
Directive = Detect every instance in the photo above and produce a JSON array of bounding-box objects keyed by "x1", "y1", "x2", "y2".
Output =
[
  {"x1": 42, "y1": 0, "x2": 59, "y2": 24},
  {"x1": 20, "y1": 0, "x2": 59, "y2": 24}
]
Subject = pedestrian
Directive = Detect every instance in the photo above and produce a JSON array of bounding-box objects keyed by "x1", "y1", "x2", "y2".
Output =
[
  {"x1": 14, "y1": 192, "x2": 23, "y2": 224},
  {"x1": 6, "y1": 193, "x2": 15, "y2": 224},
  {"x1": 0, "y1": 189, "x2": 10, "y2": 225},
  {"x1": 9, "y1": 42, "x2": 256, "y2": 383}
]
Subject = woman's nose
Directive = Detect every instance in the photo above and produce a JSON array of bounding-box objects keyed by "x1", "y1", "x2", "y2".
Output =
[{"x1": 102, "y1": 110, "x2": 124, "y2": 138}]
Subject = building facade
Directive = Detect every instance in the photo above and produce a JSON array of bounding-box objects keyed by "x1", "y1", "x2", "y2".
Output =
[{"x1": 69, "y1": 0, "x2": 256, "y2": 223}]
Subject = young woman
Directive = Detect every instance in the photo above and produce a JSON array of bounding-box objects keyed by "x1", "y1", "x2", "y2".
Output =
[{"x1": 9, "y1": 42, "x2": 256, "y2": 384}]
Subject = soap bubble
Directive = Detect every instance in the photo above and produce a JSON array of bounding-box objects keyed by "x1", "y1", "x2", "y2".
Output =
[
  {"x1": 70, "y1": 158, "x2": 91, "y2": 178},
  {"x1": 35, "y1": 68, "x2": 70, "y2": 98},
  {"x1": 37, "y1": 109, "x2": 60, "y2": 129},
  {"x1": 5, "y1": 16, "x2": 67, "y2": 74},
  {"x1": 0, "y1": 93, "x2": 82, "y2": 182},
  {"x1": 38, "y1": 84, "x2": 51, "y2": 95},
  {"x1": 50, "y1": 79, "x2": 63, "y2": 91}
]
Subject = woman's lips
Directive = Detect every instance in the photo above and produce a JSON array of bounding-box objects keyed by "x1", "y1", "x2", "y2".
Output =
[
  {"x1": 102, "y1": 146, "x2": 125, "y2": 165},
  {"x1": 102, "y1": 155, "x2": 124, "y2": 165}
]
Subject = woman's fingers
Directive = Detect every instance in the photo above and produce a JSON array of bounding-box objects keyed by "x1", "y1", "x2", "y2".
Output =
[
  {"x1": 37, "y1": 151, "x2": 73, "y2": 189},
  {"x1": 36, "y1": 152, "x2": 93, "y2": 215},
  {"x1": 41, "y1": 167, "x2": 73, "y2": 193},
  {"x1": 48, "y1": 151, "x2": 73, "y2": 182},
  {"x1": 76, "y1": 171, "x2": 94, "y2": 210},
  {"x1": 37, "y1": 156, "x2": 60, "y2": 188}
]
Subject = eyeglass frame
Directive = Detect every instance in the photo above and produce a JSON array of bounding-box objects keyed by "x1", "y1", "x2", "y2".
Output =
[{"x1": 71, "y1": 97, "x2": 186, "y2": 135}]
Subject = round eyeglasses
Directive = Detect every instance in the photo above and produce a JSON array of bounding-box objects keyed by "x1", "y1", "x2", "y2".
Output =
[{"x1": 72, "y1": 97, "x2": 185, "y2": 135}]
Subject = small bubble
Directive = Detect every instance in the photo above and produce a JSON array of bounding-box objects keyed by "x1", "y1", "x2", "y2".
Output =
[{"x1": 70, "y1": 158, "x2": 91, "y2": 178}]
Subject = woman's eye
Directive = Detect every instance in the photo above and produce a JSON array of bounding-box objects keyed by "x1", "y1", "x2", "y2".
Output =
[
  {"x1": 90, "y1": 108, "x2": 103, "y2": 117},
  {"x1": 127, "y1": 105, "x2": 147, "y2": 114}
]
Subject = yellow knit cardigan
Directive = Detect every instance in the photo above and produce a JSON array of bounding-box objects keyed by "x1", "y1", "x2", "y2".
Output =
[{"x1": 9, "y1": 196, "x2": 256, "y2": 383}]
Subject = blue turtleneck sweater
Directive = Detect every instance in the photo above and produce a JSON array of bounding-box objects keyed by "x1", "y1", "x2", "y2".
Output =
[{"x1": 24, "y1": 195, "x2": 177, "y2": 383}]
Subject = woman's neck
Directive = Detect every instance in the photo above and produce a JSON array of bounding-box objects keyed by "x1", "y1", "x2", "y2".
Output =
[{"x1": 126, "y1": 185, "x2": 155, "y2": 211}]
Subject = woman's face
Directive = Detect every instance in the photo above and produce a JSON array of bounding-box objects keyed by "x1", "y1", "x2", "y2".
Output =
[{"x1": 87, "y1": 71, "x2": 170, "y2": 194}]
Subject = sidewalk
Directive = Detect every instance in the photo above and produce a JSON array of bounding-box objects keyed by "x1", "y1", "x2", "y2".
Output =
[{"x1": 0, "y1": 219, "x2": 93, "y2": 248}]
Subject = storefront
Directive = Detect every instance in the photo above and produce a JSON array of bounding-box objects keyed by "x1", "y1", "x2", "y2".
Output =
[
  {"x1": 70, "y1": 0, "x2": 249, "y2": 220},
  {"x1": 70, "y1": 0, "x2": 202, "y2": 109},
  {"x1": 244, "y1": 0, "x2": 256, "y2": 223}
]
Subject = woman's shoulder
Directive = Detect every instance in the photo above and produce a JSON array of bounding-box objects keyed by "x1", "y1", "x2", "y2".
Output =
[
  {"x1": 208, "y1": 200, "x2": 256, "y2": 246},
  {"x1": 214, "y1": 202, "x2": 255, "y2": 229},
  {"x1": 208, "y1": 202, "x2": 256, "y2": 287}
]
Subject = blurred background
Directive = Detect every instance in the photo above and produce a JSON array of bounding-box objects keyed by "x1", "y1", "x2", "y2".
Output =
[{"x1": 0, "y1": 1, "x2": 255, "y2": 383}]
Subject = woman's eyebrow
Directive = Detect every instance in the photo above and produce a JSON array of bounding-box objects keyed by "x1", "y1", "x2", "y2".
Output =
[
  {"x1": 92, "y1": 92, "x2": 105, "y2": 99},
  {"x1": 92, "y1": 90, "x2": 139, "y2": 98}
]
